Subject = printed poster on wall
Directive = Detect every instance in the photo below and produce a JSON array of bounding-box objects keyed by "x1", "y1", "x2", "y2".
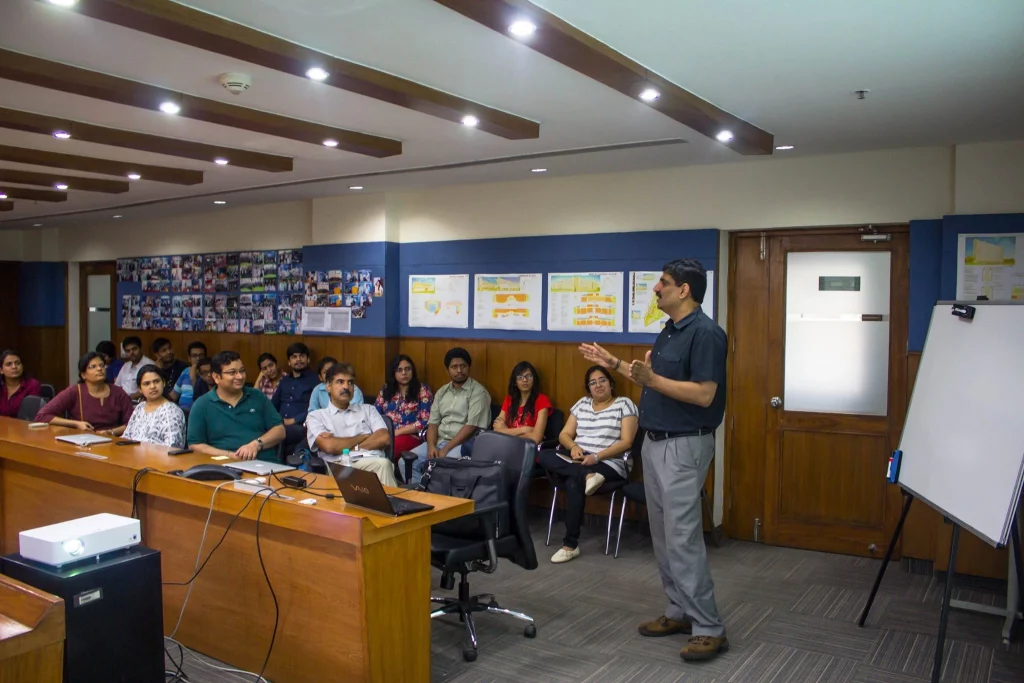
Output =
[
  {"x1": 956, "y1": 233, "x2": 1024, "y2": 301},
  {"x1": 408, "y1": 274, "x2": 470, "y2": 329},
  {"x1": 628, "y1": 270, "x2": 716, "y2": 333},
  {"x1": 473, "y1": 274, "x2": 543, "y2": 331},
  {"x1": 547, "y1": 272, "x2": 623, "y2": 333}
]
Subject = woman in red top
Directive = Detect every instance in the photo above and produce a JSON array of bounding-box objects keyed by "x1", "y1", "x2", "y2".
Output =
[
  {"x1": 0, "y1": 349, "x2": 42, "y2": 418},
  {"x1": 35, "y1": 352, "x2": 133, "y2": 435},
  {"x1": 493, "y1": 361, "x2": 551, "y2": 444}
]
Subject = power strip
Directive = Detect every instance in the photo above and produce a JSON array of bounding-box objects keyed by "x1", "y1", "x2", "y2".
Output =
[{"x1": 233, "y1": 479, "x2": 294, "y2": 500}]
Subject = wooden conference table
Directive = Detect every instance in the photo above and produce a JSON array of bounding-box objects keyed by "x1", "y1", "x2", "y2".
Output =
[{"x1": 0, "y1": 417, "x2": 473, "y2": 683}]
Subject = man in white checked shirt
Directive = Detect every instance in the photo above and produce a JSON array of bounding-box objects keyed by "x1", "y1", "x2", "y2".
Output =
[{"x1": 306, "y1": 363, "x2": 396, "y2": 487}]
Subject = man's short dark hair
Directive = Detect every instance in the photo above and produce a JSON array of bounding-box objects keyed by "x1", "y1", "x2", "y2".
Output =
[
  {"x1": 325, "y1": 363, "x2": 356, "y2": 383},
  {"x1": 444, "y1": 347, "x2": 472, "y2": 368},
  {"x1": 210, "y1": 350, "x2": 240, "y2": 375},
  {"x1": 286, "y1": 342, "x2": 310, "y2": 358},
  {"x1": 663, "y1": 258, "x2": 708, "y2": 304},
  {"x1": 95, "y1": 340, "x2": 117, "y2": 358},
  {"x1": 187, "y1": 341, "x2": 208, "y2": 356},
  {"x1": 196, "y1": 358, "x2": 212, "y2": 371},
  {"x1": 257, "y1": 352, "x2": 277, "y2": 367},
  {"x1": 122, "y1": 336, "x2": 142, "y2": 350},
  {"x1": 151, "y1": 337, "x2": 171, "y2": 354}
]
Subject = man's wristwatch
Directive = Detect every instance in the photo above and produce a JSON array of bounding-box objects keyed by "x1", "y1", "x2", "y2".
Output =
[{"x1": 255, "y1": 438, "x2": 264, "y2": 449}]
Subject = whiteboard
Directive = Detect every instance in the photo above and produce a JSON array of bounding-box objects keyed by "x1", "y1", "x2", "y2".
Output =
[{"x1": 898, "y1": 302, "x2": 1024, "y2": 546}]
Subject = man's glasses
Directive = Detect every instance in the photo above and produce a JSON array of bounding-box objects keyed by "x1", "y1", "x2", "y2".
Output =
[
  {"x1": 588, "y1": 377, "x2": 609, "y2": 387},
  {"x1": 449, "y1": 364, "x2": 469, "y2": 372},
  {"x1": 219, "y1": 368, "x2": 247, "y2": 377}
]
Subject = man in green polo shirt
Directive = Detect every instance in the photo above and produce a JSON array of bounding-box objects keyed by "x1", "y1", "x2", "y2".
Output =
[{"x1": 187, "y1": 350, "x2": 285, "y2": 462}]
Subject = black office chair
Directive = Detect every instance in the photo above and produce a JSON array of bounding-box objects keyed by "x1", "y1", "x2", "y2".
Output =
[
  {"x1": 380, "y1": 414, "x2": 403, "y2": 482},
  {"x1": 39, "y1": 384, "x2": 55, "y2": 400},
  {"x1": 429, "y1": 431, "x2": 538, "y2": 662},
  {"x1": 17, "y1": 396, "x2": 48, "y2": 421},
  {"x1": 532, "y1": 408, "x2": 564, "y2": 476}
]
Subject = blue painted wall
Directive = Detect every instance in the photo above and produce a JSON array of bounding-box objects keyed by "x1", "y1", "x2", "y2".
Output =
[
  {"x1": 19, "y1": 262, "x2": 65, "y2": 326},
  {"x1": 908, "y1": 220, "x2": 942, "y2": 352},
  {"x1": 399, "y1": 229, "x2": 719, "y2": 342}
]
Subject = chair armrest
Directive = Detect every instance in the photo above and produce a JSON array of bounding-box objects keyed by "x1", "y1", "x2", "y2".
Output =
[
  {"x1": 467, "y1": 502, "x2": 508, "y2": 574},
  {"x1": 400, "y1": 451, "x2": 418, "y2": 460},
  {"x1": 537, "y1": 438, "x2": 560, "y2": 452}
]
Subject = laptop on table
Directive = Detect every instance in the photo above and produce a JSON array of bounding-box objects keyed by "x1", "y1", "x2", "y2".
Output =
[
  {"x1": 55, "y1": 434, "x2": 112, "y2": 447},
  {"x1": 326, "y1": 462, "x2": 434, "y2": 517},
  {"x1": 225, "y1": 460, "x2": 295, "y2": 476}
]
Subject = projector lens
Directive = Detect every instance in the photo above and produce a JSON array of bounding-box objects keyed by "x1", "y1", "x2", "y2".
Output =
[{"x1": 62, "y1": 539, "x2": 85, "y2": 556}]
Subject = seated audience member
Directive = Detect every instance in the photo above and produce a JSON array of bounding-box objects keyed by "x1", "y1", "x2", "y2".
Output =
[
  {"x1": 253, "y1": 353, "x2": 282, "y2": 399},
  {"x1": 539, "y1": 365, "x2": 638, "y2": 564},
  {"x1": 309, "y1": 357, "x2": 365, "y2": 412},
  {"x1": 187, "y1": 351, "x2": 285, "y2": 462},
  {"x1": 151, "y1": 337, "x2": 188, "y2": 394},
  {"x1": 374, "y1": 354, "x2": 432, "y2": 456},
  {"x1": 114, "y1": 336, "x2": 154, "y2": 400},
  {"x1": 306, "y1": 363, "x2": 396, "y2": 486},
  {"x1": 0, "y1": 349, "x2": 42, "y2": 418},
  {"x1": 193, "y1": 357, "x2": 213, "y2": 402},
  {"x1": 409, "y1": 348, "x2": 491, "y2": 481},
  {"x1": 35, "y1": 352, "x2": 134, "y2": 435},
  {"x1": 96, "y1": 340, "x2": 124, "y2": 385},
  {"x1": 493, "y1": 361, "x2": 551, "y2": 445},
  {"x1": 272, "y1": 343, "x2": 320, "y2": 452},
  {"x1": 121, "y1": 365, "x2": 186, "y2": 448},
  {"x1": 169, "y1": 341, "x2": 208, "y2": 410}
]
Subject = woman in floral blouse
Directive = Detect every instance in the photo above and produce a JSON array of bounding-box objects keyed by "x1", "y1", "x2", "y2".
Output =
[
  {"x1": 121, "y1": 365, "x2": 186, "y2": 449},
  {"x1": 374, "y1": 355, "x2": 433, "y2": 456}
]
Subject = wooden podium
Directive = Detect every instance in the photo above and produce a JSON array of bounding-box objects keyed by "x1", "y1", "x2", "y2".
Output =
[{"x1": 0, "y1": 574, "x2": 64, "y2": 683}]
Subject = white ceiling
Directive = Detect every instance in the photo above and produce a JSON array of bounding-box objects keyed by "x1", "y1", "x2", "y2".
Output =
[{"x1": 1, "y1": 0, "x2": 1021, "y2": 229}]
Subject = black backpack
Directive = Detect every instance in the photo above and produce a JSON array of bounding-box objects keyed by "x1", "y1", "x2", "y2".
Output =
[{"x1": 422, "y1": 458, "x2": 507, "y2": 537}]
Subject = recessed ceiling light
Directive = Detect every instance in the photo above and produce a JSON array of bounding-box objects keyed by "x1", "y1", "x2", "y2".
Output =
[
  {"x1": 531, "y1": 168, "x2": 547, "y2": 173},
  {"x1": 0, "y1": 193, "x2": 6, "y2": 199},
  {"x1": 349, "y1": 186, "x2": 364, "y2": 190},
  {"x1": 53, "y1": 130, "x2": 71, "y2": 139},
  {"x1": 214, "y1": 200, "x2": 226, "y2": 204},
  {"x1": 305, "y1": 67, "x2": 329, "y2": 81},
  {"x1": 716, "y1": 130, "x2": 735, "y2": 143},
  {"x1": 461, "y1": 115, "x2": 479, "y2": 127},
  {"x1": 48, "y1": 0, "x2": 78, "y2": 6},
  {"x1": 55, "y1": 183, "x2": 68, "y2": 190},
  {"x1": 113, "y1": 215, "x2": 122, "y2": 219},
  {"x1": 508, "y1": 20, "x2": 537, "y2": 37},
  {"x1": 322, "y1": 138, "x2": 339, "y2": 148},
  {"x1": 214, "y1": 157, "x2": 229, "y2": 166},
  {"x1": 127, "y1": 173, "x2": 141, "y2": 180},
  {"x1": 639, "y1": 88, "x2": 660, "y2": 102},
  {"x1": 775, "y1": 145, "x2": 794, "y2": 151},
  {"x1": 159, "y1": 101, "x2": 181, "y2": 115},
  {"x1": 33, "y1": 223, "x2": 42, "y2": 227}
]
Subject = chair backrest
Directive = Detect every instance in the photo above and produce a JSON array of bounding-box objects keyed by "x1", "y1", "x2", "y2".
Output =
[
  {"x1": 380, "y1": 414, "x2": 395, "y2": 460},
  {"x1": 470, "y1": 431, "x2": 539, "y2": 570},
  {"x1": 544, "y1": 408, "x2": 564, "y2": 442},
  {"x1": 18, "y1": 396, "x2": 48, "y2": 421},
  {"x1": 39, "y1": 384, "x2": 56, "y2": 400},
  {"x1": 490, "y1": 402, "x2": 501, "y2": 425}
]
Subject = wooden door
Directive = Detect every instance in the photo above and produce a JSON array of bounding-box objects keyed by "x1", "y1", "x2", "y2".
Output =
[{"x1": 727, "y1": 228, "x2": 908, "y2": 557}]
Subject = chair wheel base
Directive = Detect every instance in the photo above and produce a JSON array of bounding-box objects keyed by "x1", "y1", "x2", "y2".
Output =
[
  {"x1": 524, "y1": 624, "x2": 537, "y2": 638},
  {"x1": 462, "y1": 647, "x2": 477, "y2": 662}
]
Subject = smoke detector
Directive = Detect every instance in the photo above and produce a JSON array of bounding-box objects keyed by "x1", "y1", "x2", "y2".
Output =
[{"x1": 219, "y1": 72, "x2": 251, "y2": 95}]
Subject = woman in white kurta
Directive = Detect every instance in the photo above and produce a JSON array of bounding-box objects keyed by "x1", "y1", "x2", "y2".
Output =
[{"x1": 122, "y1": 364, "x2": 186, "y2": 449}]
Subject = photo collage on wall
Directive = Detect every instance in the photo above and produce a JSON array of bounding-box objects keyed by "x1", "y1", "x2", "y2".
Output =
[
  {"x1": 304, "y1": 269, "x2": 382, "y2": 319},
  {"x1": 120, "y1": 250, "x2": 303, "y2": 333}
]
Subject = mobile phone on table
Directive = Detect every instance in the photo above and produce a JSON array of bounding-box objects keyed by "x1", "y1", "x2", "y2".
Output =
[
  {"x1": 116, "y1": 439, "x2": 140, "y2": 446},
  {"x1": 167, "y1": 448, "x2": 193, "y2": 456}
]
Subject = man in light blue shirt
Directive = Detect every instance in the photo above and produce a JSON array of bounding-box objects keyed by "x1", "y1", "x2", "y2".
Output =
[{"x1": 308, "y1": 356, "x2": 363, "y2": 413}]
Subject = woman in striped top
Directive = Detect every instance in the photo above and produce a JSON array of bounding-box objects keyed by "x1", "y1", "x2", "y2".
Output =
[{"x1": 539, "y1": 365, "x2": 638, "y2": 564}]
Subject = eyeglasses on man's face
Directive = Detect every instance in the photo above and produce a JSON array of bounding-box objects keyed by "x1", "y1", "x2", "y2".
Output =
[{"x1": 219, "y1": 368, "x2": 247, "y2": 378}]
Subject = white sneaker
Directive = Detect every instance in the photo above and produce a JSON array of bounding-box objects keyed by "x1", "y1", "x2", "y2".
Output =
[
  {"x1": 585, "y1": 473, "x2": 606, "y2": 496},
  {"x1": 551, "y1": 547, "x2": 581, "y2": 564}
]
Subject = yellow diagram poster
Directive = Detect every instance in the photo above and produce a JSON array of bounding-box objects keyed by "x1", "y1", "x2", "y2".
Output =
[
  {"x1": 408, "y1": 274, "x2": 469, "y2": 328},
  {"x1": 547, "y1": 272, "x2": 623, "y2": 333},
  {"x1": 956, "y1": 234, "x2": 1023, "y2": 301},
  {"x1": 473, "y1": 274, "x2": 542, "y2": 331},
  {"x1": 629, "y1": 270, "x2": 716, "y2": 333}
]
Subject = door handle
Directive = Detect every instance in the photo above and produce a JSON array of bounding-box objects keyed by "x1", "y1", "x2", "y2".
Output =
[{"x1": 770, "y1": 396, "x2": 782, "y2": 408}]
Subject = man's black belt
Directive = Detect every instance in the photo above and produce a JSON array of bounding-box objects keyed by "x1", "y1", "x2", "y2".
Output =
[{"x1": 645, "y1": 428, "x2": 714, "y2": 442}]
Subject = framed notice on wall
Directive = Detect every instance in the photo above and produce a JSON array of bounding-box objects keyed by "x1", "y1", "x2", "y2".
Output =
[{"x1": 956, "y1": 233, "x2": 1023, "y2": 301}]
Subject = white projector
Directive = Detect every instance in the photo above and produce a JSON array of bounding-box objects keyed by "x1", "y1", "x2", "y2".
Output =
[{"x1": 19, "y1": 513, "x2": 141, "y2": 566}]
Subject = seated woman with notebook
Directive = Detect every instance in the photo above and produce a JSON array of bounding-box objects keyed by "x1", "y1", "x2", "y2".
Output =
[
  {"x1": 121, "y1": 365, "x2": 186, "y2": 448},
  {"x1": 35, "y1": 352, "x2": 134, "y2": 435},
  {"x1": 538, "y1": 365, "x2": 637, "y2": 564}
]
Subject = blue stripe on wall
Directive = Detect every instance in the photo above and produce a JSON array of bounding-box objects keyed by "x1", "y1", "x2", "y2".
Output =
[
  {"x1": 908, "y1": 220, "x2": 942, "y2": 352},
  {"x1": 302, "y1": 242, "x2": 387, "y2": 337},
  {"x1": 19, "y1": 262, "x2": 65, "y2": 327},
  {"x1": 399, "y1": 229, "x2": 719, "y2": 342},
  {"x1": 940, "y1": 213, "x2": 1024, "y2": 300}
]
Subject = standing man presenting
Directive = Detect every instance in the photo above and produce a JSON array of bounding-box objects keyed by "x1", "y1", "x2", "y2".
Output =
[{"x1": 580, "y1": 258, "x2": 727, "y2": 662}]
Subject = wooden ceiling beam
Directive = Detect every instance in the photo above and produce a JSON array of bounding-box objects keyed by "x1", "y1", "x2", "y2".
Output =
[
  {"x1": 0, "y1": 169, "x2": 128, "y2": 193},
  {"x1": 0, "y1": 144, "x2": 203, "y2": 185},
  {"x1": 0, "y1": 186, "x2": 66, "y2": 202},
  {"x1": 0, "y1": 201, "x2": 12, "y2": 212},
  {"x1": 0, "y1": 48, "x2": 402, "y2": 158},
  {"x1": 0, "y1": 107, "x2": 293, "y2": 172},
  {"x1": 430, "y1": 0, "x2": 774, "y2": 155},
  {"x1": 43, "y1": 0, "x2": 539, "y2": 140}
]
